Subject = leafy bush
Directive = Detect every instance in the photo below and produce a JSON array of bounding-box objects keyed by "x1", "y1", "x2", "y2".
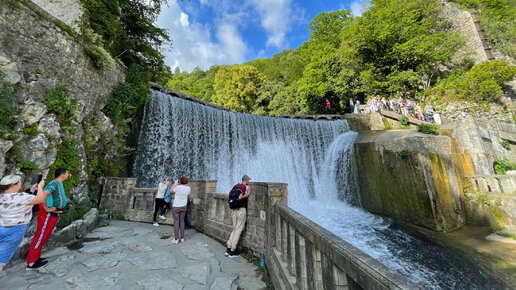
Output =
[
  {"x1": 0, "y1": 73, "x2": 19, "y2": 140},
  {"x1": 43, "y1": 85, "x2": 79, "y2": 126},
  {"x1": 383, "y1": 119, "x2": 393, "y2": 130},
  {"x1": 427, "y1": 61, "x2": 516, "y2": 103},
  {"x1": 22, "y1": 123, "x2": 40, "y2": 137},
  {"x1": 83, "y1": 29, "x2": 116, "y2": 70},
  {"x1": 57, "y1": 200, "x2": 91, "y2": 229},
  {"x1": 501, "y1": 139, "x2": 510, "y2": 150},
  {"x1": 399, "y1": 115, "x2": 409, "y2": 126},
  {"x1": 18, "y1": 160, "x2": 38, "y2": 175},
  {"x1": 417, "y1": 123, "x2": 439, "y2": 134},
  {"x1": 493, "y1": 158, "x2": 516, "y2": 174},
  {"x1": 47, "y1": 140, "x2": 80, "y2": 192}
]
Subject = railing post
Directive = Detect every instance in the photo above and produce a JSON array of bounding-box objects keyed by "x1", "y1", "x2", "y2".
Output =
[{"x1": 295, "y1": 232, "x2": 308, "y2": 289}]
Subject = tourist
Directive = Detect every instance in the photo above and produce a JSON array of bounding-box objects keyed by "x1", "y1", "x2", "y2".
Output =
[
  {"x1": 153, "y1": 178, "x2": 170, "y2": 226},
  {"x1": 424, "y1": 103, "x2": 431, "y2": 122},
  {"x1": 325, "y1": 99, "x2": 331, "y2": 114},
  {"x1": 416, "y1": 103, "x2": 425, "y2": 121},
  {"x1": 355, "y1": 100, "x2": 361, "y2": 114},
  {"x1": 0, "y1": 175, "x2": 47, "y2": 273},
  {"x1": 225, "y1": 175, "x2": 251, "y2": 258},
  {"x1": 26, "y1": 168, "x2": 69, "y2": 270},
  {"x1": 170, "y1": 176, "x2": 191, "y2": 244},
  {"x1": 349, "y1": 98, "x2": 354, "y2": 114}
]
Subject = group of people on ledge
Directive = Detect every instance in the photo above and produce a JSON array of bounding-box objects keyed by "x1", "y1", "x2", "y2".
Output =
[
  {"x1": 0, "y1": 168, "x2": 71, "y2": 273},
  {"x1": 152, "y1": 174, "x2": 251, "y2": 258},
  {"x1": 348, "y1": 96, "x2": 438, "y2": 123}
]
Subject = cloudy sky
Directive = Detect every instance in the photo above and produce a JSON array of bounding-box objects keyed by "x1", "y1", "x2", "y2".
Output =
[{"x1": 157, "y1": 0, "x2": 370, "y2": 72}]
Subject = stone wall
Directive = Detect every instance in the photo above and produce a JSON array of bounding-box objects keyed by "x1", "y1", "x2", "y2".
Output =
[
  {"x1": 442, "y1": 117, "x2": 516, "y2": 175},
  {"x1": 31, "y1": 0, "x2": 83, "y2": 33},
  {"x1": 354, "y1": 130, "x2": 475, "y2": 232}
]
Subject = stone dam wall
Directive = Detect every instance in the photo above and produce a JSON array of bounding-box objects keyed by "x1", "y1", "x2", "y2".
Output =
[{"x1": 99, "y1": 178, "x2": 418, "y2": 290}]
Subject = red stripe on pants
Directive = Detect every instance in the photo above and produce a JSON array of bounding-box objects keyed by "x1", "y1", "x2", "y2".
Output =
[{"x1": 26, "y1": 205, "x2": 58, "y2": 264}]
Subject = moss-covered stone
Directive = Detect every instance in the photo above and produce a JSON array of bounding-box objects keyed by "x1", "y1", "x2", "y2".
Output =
[{"x1": 354, "y1": 130, "x2": 467, "y2": 232}]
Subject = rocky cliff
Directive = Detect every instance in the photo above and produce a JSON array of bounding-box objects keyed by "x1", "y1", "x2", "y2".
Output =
[{"x1": 0, "y1": 1, "x2": 124, "y2": 200}]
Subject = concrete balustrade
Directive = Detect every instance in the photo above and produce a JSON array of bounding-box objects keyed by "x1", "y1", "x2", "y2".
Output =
[
  {"x1": 467, "y1": 175, "x2": 516, "y2": 193},
  {"x1": 99, "y1": 177, "x2": 418, "y2": 289},
  {"x1": 268, "y1": 204, "x2": 418, "y2": 290}
]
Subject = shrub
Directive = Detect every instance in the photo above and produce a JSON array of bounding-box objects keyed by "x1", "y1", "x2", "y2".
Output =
[
  {"x1": 43, "y1": 85, "x2": 79, "y2": 126},
  {"x1": 0, "y1": 73, "x2": 19, "y2": 140},
  {"x1": 493, "y1": 158, "x2": 516, "y2": 174},
  {"x1": 383, "y1": 119, "x2": 393, "y2": 130},
  {"x1": 83, "y1": 29, "x2": 116, "y2": 70},
  {"x1": 417, "y1": 123, "x2": 439, "y2": 134},
  {"x1": 501, "y1": 139, "x2": 510, "y2": 150},
  {"x1": 57, "y1": 200, "x2": 90, "y2": 229},
  {"x1": 23, "y1": 123, "x2": 40, "y2": 137},
  {"x1": 18, "y1": 160, "x2": 38, "y2": 175},
  {"x1": 399, "y1": 115, "x2": 409, "y2": 126}
]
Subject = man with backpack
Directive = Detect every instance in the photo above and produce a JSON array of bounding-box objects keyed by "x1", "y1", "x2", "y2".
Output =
[{"x1": 225, "y1": 175, "x2": 251, "y2": 258}]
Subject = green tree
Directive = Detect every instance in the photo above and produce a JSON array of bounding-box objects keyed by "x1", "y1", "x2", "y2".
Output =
[{"x1": 212, "y1": 65, "x2": 269, "y2": 113}]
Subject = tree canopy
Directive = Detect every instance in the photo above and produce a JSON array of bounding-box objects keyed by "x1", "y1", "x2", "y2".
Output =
[{"x1": 163, "y1": 0, "x2": 516, "y2": 115}]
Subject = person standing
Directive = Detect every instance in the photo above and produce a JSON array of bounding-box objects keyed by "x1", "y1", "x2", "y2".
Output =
[
  {"x1": 0, "y1": 175, "x2": 48, "y2": 273},
  {"x1": 153, "y1": 178, "x2": 170, "y2": 226},
  {"x1": 349, "y1": 98, "x2": 354, "y2": 114},
  {"x1": 170, "y1": 176, "x2": 191, "y2": 244},
  {"x1": 325, "y1": 99, "x2": 331, "y2": 113},
  {"x1": 355, "y1": 100, "x2": 361, "y2": 114},
  {"x1": 225, "y1": 175, "x2": 251, "y2": 258},
  {"x1": 26, "y1": 168, "x2": 69, "y2": 269}
]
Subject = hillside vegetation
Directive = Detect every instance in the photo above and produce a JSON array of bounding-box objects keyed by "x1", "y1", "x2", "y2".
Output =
[{"x1": 164, "y1": 0, "x2": 516, "y2": 116}]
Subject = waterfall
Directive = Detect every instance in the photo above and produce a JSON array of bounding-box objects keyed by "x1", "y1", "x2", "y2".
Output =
[
  {"x1": 133, "y1": 90, "x2": 506, "y2": 289},
  {"x1": 133, "y1": 90, "x2": 358, "y2": 204}
]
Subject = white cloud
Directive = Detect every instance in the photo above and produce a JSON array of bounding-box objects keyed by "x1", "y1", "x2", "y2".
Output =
[
  {"x1": 249, "y1": 0, "x2": 292, "y2": 48},
  {"x1": 157, "y1": 2, "x2": 247, "y2": 72},
  {"x1": 350, "y1": 0, "x2": 370, "y2": 17}
]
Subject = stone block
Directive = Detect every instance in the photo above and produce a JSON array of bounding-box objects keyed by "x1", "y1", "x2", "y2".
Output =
[{"x1": 501, "y1": 178, "x2": 516, "y2": 194}]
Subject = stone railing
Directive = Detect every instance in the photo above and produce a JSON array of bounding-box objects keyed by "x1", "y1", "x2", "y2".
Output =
[
  {"x1": 466, "y1": 175, "x2": 516, "y2": 194},
  {"x1": 99, "y1": 178, "x2": 418, "y2": 289},
  {"x1": 268, "y1": 204, "x2": 418, "y2": 290}
]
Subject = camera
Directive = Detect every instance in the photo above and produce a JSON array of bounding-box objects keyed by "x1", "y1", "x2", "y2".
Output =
[{"x1": 31, "y1": 174, "x2": 43, "y2": 185}]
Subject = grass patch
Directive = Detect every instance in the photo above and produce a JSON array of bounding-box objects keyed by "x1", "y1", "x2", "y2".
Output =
[
  {"x1": 498, "y1": 232, "x2": 516, "y2": 240},
  {"x1": 417, "y1": 123, "x2": 439, "y2": 135},
  {"x1": 241, "y1": 250, "x2": 271, "y2": 286}
]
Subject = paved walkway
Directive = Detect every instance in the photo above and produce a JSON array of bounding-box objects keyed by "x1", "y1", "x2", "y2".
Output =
[{"x1": 0, "y1": 221, "x2": 268, "y2": 290}]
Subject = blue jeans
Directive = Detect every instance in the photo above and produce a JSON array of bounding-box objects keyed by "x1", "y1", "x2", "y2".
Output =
[
  {"x1": 0, "y1": 224, "x2": 28, "y2": 266},
  {"x1": 424, "y1": 113, "x2": 430, "y2": 122}
]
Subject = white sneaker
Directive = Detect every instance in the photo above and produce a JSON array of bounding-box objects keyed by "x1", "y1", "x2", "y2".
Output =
[
  {"x1": 153, "y1": 222, "x2": 159, "y2": 227},
  {"x1": 159, "y1": 215, "x2": 166, "y2": 220}
]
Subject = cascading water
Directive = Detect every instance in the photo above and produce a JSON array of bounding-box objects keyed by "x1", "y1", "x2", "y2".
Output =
[{"x1": 133, "y1": 90, "x2": 505, "y2": 289}]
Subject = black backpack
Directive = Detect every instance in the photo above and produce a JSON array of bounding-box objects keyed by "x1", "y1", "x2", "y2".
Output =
[{"x1": 228, "y1": 187, "x2": 243, "y2": 209}]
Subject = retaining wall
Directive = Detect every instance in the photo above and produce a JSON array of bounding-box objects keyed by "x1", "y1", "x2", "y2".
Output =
[{"x1": 99, "y1": 177, "x2": 419, "y2": 289}]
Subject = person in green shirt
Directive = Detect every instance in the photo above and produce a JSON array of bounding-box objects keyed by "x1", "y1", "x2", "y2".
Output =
[{"x1": 26, "y1": 168, "x2": 69, "y2": 269}]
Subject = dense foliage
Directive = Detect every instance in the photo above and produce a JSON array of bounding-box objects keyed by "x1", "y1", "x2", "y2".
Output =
[
  {"x1": 455, "y1": 0, "x2": 516, "y2": 62},
  {"x1": 0, "y1": 73, "x2": 18, "y2": 140},
  {"x1": 80, "y1": 0, "x2": 171, "y2": 75},
  {"x1": 43, "y1": 85, "x2": 81, "y2": 192},
  {"x1": 164, "y1": 0, "x2": 515, "y2": 116}
]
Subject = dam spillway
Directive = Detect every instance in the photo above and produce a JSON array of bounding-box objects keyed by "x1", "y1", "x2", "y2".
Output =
[{"x1": 132, "y1": 90, "x2": 506, "y2": 289}]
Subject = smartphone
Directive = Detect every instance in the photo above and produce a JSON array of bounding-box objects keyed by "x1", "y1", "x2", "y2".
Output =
[{"x1": 31, "y1": 174, "x2": 43, "y2": 185}]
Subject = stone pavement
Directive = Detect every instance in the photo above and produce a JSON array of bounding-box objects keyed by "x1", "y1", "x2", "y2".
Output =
[{"x1": 0, "y1": 221, "x2": 268, "y2": 290}]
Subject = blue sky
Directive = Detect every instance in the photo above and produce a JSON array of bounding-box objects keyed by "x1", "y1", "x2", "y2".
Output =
[{"x1": 157, "y1": 0, "x2": 370, "y2": 72}]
